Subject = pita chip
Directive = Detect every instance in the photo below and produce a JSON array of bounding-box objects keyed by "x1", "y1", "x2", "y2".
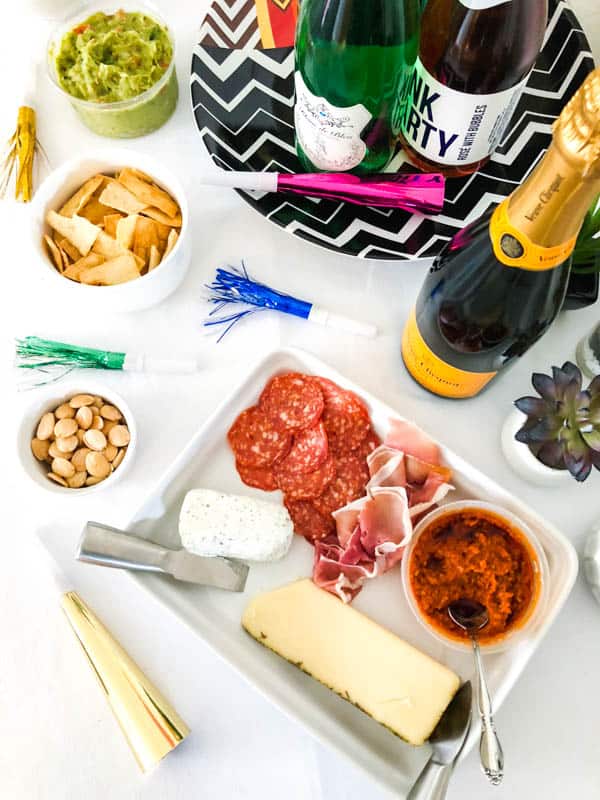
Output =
[
  {"x1": 141, "y1": 206, "x2": 182, "y2": 227},
  {"x1": 115, "y1": 214, "x2": 138, "y2": 250},
  {"x1": 103, "y1": 213, "x2": 123, "y2": 238},
  {"x1": 118, "y1": 168, "x2": 178, "y2": 217},
  {"x1": 55, "y1": 236, "x2": 81, "y2": 261},
  {"x1": 92, "y1": 229, "x2": 129, "y2": 259},
  {"x1": 99, "y1": 179, "x2": 147, "y2": 215},
  {"x1": 46, "y1": 211, "x2": 99, "y2": 256},
  {"x1": 44, "y1": 234, "x2": 64, "y2": 272},
  {"x1": 163, "y1": 228, "x2": 179, "y2": 259},
  {"x1": 132, "y1": 216, "x2": 159, "y2": 269},
  {"x1": 148, "y1": 245, "x2": 162, "y2": 272},
  {"x1": 59, "y1": 175, "x2": 104, "y2": 217},
  {"x1": 80, "y1": 253, "x2": 140, "y2": 286},
  {"x1": 79, "y1": 196, "x2": 114, "y2": 225},
  {"x1": 63, "y1": 253, "x2": 105, "y2": 282}
]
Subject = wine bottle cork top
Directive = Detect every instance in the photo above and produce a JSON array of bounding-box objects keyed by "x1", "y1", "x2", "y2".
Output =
[{"x1": 553, "y1": 67, "x2": 600, "y2": 177}]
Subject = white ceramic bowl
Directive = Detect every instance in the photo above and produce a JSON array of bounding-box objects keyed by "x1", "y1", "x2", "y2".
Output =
[
  {"x1": 501, "y1": 408, "x2": 571, "y2": 486},
  {"x1": 17, "y1": 381, "x2": 137, "y2": 495},
  {"x1": 401, "y1": 500, "x2": 549, "y2": 653},
  {"x1": 30, "y1": 149, "x2": 191, "y2": 312}
]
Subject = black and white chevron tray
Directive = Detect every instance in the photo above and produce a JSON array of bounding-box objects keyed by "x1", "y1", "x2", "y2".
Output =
[{"x1": 191, "y1": 0, "x2": 595, "y2": 261}]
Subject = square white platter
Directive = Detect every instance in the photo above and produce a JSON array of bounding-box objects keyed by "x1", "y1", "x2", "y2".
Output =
[{"x1": 125, "y1": 347, "x2": 578, "y2": 797}]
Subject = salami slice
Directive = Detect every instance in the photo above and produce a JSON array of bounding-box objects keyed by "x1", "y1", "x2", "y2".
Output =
[
  {"x1": 227, "y1": 406, "x2": 292, "y2": 467},
  {"x1": 274, "y1": 454, "x2": 336, "y2": 500},
  {"x1": 276, "y1": 422, "x2": 329, "y2": 475},
  {"x1": 236, "y1": 461, "x2": 277, "y2": 491},
  {"x1": 355, "y1": 428, "x2": 382, "y2": 460},
  {"x1": 316, "y1": 377, "x2": 368, "y2": 411},
  {"x1": 284, "y1": 498, "x2": 336, "y2": 542},
  {"x1": 313, "y1": 454, "x2": 370, "y2": 516},
  {"x1": 260, "y1": 373, "x2": 324, "y2": 431},
  {"x1": 322, "y1": 393, "x2": 370, "y2": 453}
]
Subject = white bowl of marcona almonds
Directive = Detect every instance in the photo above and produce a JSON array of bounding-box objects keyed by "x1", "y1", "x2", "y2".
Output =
[
  {"x1": 30, "y1": 149, "x2": 191, "y2": 313},
  {"x1": 18, "y1": 383, "x2": 137, "y2": 494}
]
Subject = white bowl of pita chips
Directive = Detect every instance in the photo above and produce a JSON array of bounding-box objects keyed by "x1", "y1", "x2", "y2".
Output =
[{"x1": 31, "y1": 149, "x2": 191, "y2": 312}]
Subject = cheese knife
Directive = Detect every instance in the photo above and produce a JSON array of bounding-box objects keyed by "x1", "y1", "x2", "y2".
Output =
[
  {"x1": 407, "y1": 681, "x2": 472, "y2": 800},
  {"x1": 77, "y1": 522, "x2": 249, "y2": 592}
]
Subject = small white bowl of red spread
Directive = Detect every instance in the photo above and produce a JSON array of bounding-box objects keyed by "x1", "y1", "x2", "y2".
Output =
[{"x1": 402, "y1": 500, "x2": 549, "y2": 653}]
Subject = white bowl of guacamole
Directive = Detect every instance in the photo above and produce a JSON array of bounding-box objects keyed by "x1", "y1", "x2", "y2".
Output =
[{"x1": 47, "y1": 3, "x2": 178, "y2": 138}]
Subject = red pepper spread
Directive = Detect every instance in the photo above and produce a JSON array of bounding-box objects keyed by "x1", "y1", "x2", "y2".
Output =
[{"x1": 409, "y1": 508, "x2": 539, "y2": 643}]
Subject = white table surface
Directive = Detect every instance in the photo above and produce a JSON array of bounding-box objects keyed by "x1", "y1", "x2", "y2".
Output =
[{"x1": 2, "y1": 2, "x2": 600, "y2": 798}]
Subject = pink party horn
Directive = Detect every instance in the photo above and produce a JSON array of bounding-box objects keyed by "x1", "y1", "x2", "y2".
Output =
[{"x1": 200, "y1": 169, "x2": 445, "y2": 213}]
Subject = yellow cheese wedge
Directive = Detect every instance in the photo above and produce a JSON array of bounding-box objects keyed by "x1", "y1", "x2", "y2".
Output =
[{"x1": 242, "y1": 579, "x2": 460, "y2": 746}]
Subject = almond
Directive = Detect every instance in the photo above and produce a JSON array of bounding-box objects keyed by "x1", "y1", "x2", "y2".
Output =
[
  {"x1": 104, "y1": 444, "x2": 118, "y2": 462},
  {"x1": 108, "y1": 425, "x2": 130, "y2": 447},
  {"x1": 47, "y1": 473, "x2": 68, "y2": 487},
  {"x1": 67, "y1": 471, "x2": 87, "y2": 489},
  {"x1": 31, "y1": 438, "x2": 50, "y2": 461},
  {"x1": 69, "y1": 394, "x2": 95, "y2": 408},
  {"x1": 71, "y1": 448, "x2": 90, "y2": 472},
  {"x1": 56, "y1": 435, "x2": 78, "y2": 453},
  {"x1": 54, "y1": 418, "x2": 78, "y2": 438},
  {"x1": 49, "y1": 441, "x2": 69, "y2": 460},
  {"x1": 55, "y1": 403, "x2": 75, "y2": 420},
  {"x1": 85, "y1": 451, "x2": 111, "y2": 479},
  {"x1": 84, "y1": 429, "x2": 107, "y2": 451},
  {"x1": 37, "y1": 412, "x2": 55, "y2": 441},
  {"x1": 100, "y1": 404, "x2": 122, "y2": 421},
  {"x1": 52, "y1": 457, "x2": 76, "y2": 478},
  {"x1": 75, "y1": 406, "x2": 93, "y2": 430},
  {"x1": 112, "y1": 448, "x2": 126, "y2": 469}
]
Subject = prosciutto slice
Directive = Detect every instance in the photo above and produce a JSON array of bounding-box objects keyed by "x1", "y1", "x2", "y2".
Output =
[
  {"x1": 385, "y1": 419, "x2": 441, "y2": 465},
  {"x1": 313, "y1": 530, "x2": 377, "y2": 604},
  {"x1": 366, "y1": 447, "x2": 407, "y2": 487},
  {"x1": 314, "y1": 487, "x2": 412, "y2": 601},
  {"x1": 367, "y1": 445, "x2": 453, "y2": 519},
  {"x1": 312, "y1": 420, "x2": 453, "y2": 603},
  {"x1": 359, "y1": 487, "x2": 412, "y2": 570}
]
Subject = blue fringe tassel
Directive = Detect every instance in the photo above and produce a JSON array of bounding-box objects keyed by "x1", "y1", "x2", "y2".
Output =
[{"x1": 204, "y1": 263, "x2": 312, "y2": 342}]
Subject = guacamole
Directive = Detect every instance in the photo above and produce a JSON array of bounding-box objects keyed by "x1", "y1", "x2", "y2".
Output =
[
  {"x1": 55, "y1": 11, "x2": 173, "y2": 102},
  {"x1": 52, "y1": 10, "x2": 178, "y2": 138}
]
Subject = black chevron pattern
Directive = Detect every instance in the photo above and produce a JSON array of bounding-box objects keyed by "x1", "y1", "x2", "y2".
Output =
[{"x1": 191, "y1": 0, "x2": 595, "y2": 260}]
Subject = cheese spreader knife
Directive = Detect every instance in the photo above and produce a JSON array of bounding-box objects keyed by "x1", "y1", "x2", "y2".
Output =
[
  {"x1": 407, "y1": 681, "x2": 472, "y2": 800},
  {"x1": 77, "y1": 522, "x2": 249, "y2": 592}
]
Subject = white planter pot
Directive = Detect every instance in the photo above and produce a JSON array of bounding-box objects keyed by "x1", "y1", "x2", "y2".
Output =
[{"x1": 501, "y1": 408, "x2": 572, "y2": 487}]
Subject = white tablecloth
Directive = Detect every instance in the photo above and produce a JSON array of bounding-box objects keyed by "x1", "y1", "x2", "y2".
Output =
[{"x1": 2, "y1": 2, "x2": 600, "y2": 798}]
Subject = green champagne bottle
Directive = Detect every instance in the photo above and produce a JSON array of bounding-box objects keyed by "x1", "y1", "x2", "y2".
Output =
[{"x1": 294, "y1": 0, "x2": 420, "y2": 174}]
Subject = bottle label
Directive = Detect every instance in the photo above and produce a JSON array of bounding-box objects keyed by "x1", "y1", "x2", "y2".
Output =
[
  {"x1": 460, "y1": 0, "x2": 512, "y2": 8},
  {"x1": 399, "y1": 58, "x2": 527, "y2": 166},
  {"x1": 294, "y1": 71, "x2": 372, "y2": 171},
  {"x1": 402, "y1": 308, "x2": 497, "y2": 398},
  {"x1": 490, "y1": 199, "x2": 577, "y2": 271}
]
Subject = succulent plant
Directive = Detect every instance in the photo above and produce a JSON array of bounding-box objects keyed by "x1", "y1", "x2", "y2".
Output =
[{"x1": 514, "y1": 361, "x2": 600, "y2": 482}]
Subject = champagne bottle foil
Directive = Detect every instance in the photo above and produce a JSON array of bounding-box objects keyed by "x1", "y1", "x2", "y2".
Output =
[
  {"x1": 553, "y1": 66, "x2": 600, "y2": 177},
  {"x1": 60, "y1": 591, "x2": 190, "y2": 772}
]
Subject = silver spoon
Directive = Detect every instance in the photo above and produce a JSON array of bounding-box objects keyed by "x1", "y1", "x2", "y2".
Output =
[{"x1": 448, "y1": 599, "x2": 504, "y2": 786}]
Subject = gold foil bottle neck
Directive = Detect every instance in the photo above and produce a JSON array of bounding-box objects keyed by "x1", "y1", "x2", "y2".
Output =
[{"x1": 553, "y1": 66, "x2": 600, "y2": 177}]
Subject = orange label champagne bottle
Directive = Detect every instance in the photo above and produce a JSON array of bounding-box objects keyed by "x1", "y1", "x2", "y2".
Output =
[
  {"x1": 402, "y1": 67, "x2": 600, "y2": 399},
  {"x1": 397, "y1": 0, "x2": 547, "y2": 176}
]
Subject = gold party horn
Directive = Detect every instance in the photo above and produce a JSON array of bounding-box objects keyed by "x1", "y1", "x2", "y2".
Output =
[{"x1": 61, "y1": 590, "x2": 190, "y2": 772}]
